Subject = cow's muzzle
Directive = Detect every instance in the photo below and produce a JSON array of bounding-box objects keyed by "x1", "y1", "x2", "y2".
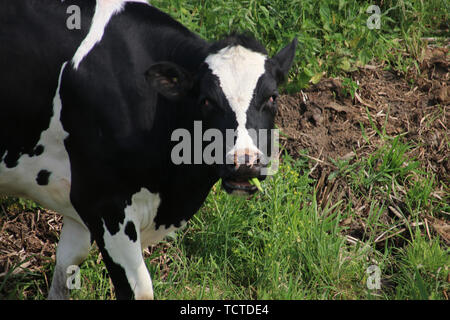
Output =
[{"x1": 222, "y1": 150, "x2": 265, "y2": 195}]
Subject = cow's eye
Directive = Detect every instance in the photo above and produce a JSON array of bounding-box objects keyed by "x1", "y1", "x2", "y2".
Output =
[
  {"x1": 201, "y1": 97, "x2": 221, "y2": 110},
  {"x1": 268, "y1": 95, "x2": 278, "y2": 104},
  {"x1": 200, "y1": 98, "x2": 213, "y2": 108},
  {"x1": 263, "y1": 94, "x2": 278, "y2": 114},
  {"x1": 200, "y1": 98, "x2": 219, "y2": 116},
  {"x1": 266, "y1": 95, "x2": 278, "y2": 109}
]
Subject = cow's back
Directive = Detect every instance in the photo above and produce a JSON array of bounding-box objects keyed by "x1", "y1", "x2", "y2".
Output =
[{"x1": 0, "y1": 0, "x2": 94, "y2": 168}]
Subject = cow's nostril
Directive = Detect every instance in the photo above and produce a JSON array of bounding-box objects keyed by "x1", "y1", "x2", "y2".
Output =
[
  {"x1": 233, "y1": 150, "x2": 261, "y2": 169},
  {"x1": 244, "y1": 153, "x2": 251, "y2": 165}
]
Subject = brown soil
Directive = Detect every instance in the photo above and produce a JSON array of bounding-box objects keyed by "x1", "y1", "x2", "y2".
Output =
[
  {"x1": 0, "y1": 46, "x2": 449, "y2": 298},
  {"x1": 0, "y1": 204, "x2": 61, "y2": 298},
  {"x1": 276, "y1": 47, "x2": 449, "y2": 183}
]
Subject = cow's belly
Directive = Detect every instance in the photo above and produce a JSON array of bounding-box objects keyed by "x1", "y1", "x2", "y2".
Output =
[
  {"x1": 0, "y1": 151, "x2": 77, "y2": 219},
  {"x1": 0, "y1": 62, "x2": 82, "y2": 225}
]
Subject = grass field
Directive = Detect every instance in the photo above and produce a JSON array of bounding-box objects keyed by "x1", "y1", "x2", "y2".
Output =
[{"x1": 0, "y1": 0, "x2": 449, "y2": 300}]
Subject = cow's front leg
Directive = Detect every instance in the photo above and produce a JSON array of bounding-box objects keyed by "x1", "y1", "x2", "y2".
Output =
[{"x1": 95, "y1": 218, "x2": 154, "y2": 300}]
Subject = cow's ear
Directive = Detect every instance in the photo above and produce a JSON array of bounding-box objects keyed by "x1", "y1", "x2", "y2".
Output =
[
  {"x1": 271, "y1": 38, "x2": 298, "y2": 84},
  {"x1": 145, "y1": 62, "x2": 193, "y2": 101}
]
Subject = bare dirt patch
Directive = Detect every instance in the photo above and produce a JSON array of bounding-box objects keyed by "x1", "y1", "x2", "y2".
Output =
[
  {"x1": 276, "y1": 47, "x2": 449, "y2": 183},
  {"x1": 0, "y1": 206, "x2": 60, "y2": 277}
]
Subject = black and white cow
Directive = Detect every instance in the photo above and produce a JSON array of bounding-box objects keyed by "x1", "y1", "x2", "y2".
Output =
[{"x1": 0, "y1": 0, "x2": 297, "y2": 299}]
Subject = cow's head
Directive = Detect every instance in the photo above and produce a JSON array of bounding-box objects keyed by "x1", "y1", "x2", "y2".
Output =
[{"x1": 146, "y1": 35, "x2": 297, "y2": 195}]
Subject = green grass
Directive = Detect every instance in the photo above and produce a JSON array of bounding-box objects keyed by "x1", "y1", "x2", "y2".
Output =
[
  {"x1": 1, "y1": 0, "x2": 449, "y2": 300},
  {"x1": 151, "y1": 0, "x2": 448, "y2": 89},
  {"x1": 2, "y1": 145, "x2": 448, "y2": 299}
]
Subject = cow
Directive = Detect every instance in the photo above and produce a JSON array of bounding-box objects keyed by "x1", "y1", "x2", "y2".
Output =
[{"x1": 0, "y1": 0, "x2": 297, "y2": 299}]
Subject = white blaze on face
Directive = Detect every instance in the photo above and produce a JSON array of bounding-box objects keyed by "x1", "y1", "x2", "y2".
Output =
[{"x1": 205, "y1": 45, "x2": 267, "y2": 159}]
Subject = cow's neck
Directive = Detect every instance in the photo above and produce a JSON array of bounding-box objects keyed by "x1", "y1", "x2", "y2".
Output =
[{"x1": 151, "y1": 30, "x2": 209, "y2": 74}]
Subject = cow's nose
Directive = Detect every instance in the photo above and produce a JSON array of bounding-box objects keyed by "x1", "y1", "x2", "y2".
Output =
[{"x1": 233, "y1": 149, "x2": 261, "y2": 169}]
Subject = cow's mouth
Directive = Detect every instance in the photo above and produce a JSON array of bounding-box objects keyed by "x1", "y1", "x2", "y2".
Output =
[{"x1": 222, "y1": 178, "x2": 258, "y2": 195}]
